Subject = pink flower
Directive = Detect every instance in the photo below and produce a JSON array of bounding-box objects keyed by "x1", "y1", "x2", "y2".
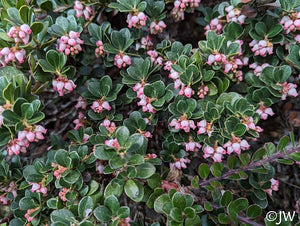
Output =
[
  {"x1": 59, "y1": 188, "x2": 70, "y2": 202},
  {"x1": 105, "y1": 138, "x2": 121, "y2": 149},
  {"x1": 203, "y1": 145, "x2": 226, "y2": 162},
  {"x1": 256, "y1": 103, "x2": 275, "y2": 120},
  {"x1": 114, "y1": 53, "x2": 131, "y2": 68},
  {"x1": 95, "y1": 40, "x2": 105, "y2": 57},
  {"x1": 184, "y1": 141, "x2": 202, "y2": 152},
  {"x1": 197, "y1": 85, "x2": 209, "y2": 99},
  {"x1": 265, "y1": 178, "x2": 279, "y2": 196},
  {"x1": 280, "y1": 82, "x2": 298, "y2": 100},
  {"x1": 169, "y1": 116, "x2": 196, "y2": 133},
  {"x1": 57, "y1": 31, "x2": 84, "y2": 56},
  {"x1": 126, "y1": 12, "x2": 147, "y2": 29},
  {"x1": 150, "y1": 20, "x2": 167, "y2": 34},
  {"x1": 91, "y1": 100, "x2": 111, "y2": 113},
  {"x1": 223, "y1": 136, "x2": 250, "y2": 155},
  {"x1": 74, "y1": 1, "x2": 94, "y2": 20},
  {"x1": 170, "y1": 157, "x2": 191, "y2": 170},
  {"x1": 100, "y1": 119, "x2": 117, "y2": 134},
  {"x1": 7, "y1": 24, "x2": 32, "y2": 44},
  {"x1": 52, "y1": 76, "x2": 76, "y2": 96}
]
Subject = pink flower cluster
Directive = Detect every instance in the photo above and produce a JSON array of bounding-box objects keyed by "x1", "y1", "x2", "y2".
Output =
[
  {"x1": 114, "y1": 53, "x2": 131, "y2": 68},
  {"x1": 170, "y1": 157, "x2": 191, "y2": 170},
  {"x1": 183, "y1": 140, "x2": 201, "y2": 152},
  {"x1": 75, "y1": 96, "x2": 88, "y2": 109},
  {"x1": 52, "y1": 76, "x2": 76, "y2": 96},
  {"x1": 146, "y1": 153, "x2": 157, "y2": 159},
  {"x1": 91, "y1": 99, "x2": 111, "y2": 113},
  {"x1": 265, "y1": 178, "x2": 279, "y2": 196},
  {"x1": 57, "y1": 31, "x2": 84, "y2": 56},
  {"x1": 59, "y1": 187, "x2": 70, "y2": 202},
  {"x1": 203, "y1": 145, "x2": 226, "y2": 162},
  {"x1": 164, "y1": 61, "x2": 194, "y2": 98},
  {"x1": 225, "y1": 5, "x2": 247, "y2": 24},
  {"x1": 7, "y1": 125, "x2": 47, "y2": 156},
  {"x1": 169, "y1": 116, "x2": 196, "y2": 133},
  {"x1": 119, "y1": 217, "x2": 131, "y2": 226},
  {"x1": 249, "y1": 39, "x2": 273, "y2": 57},
  {"x1": 241, "y1": 116, "x2": 263, "y2": 134},
  {"x1": 7, "y1": 24, "x2": 32, "y2": 44},
  {"x1": 147, "y1": 50, "x2": 163, "y2": 66},
  {"x1": 25, "y1": 208, "x2": 38, "y2": 223},
  {"x1": 0, "y1": 47, "x2": 26, "y2": 66},
  {"x1": 223, "y1": 136, "x2": 250, "y2": 155},
  {"x1": 95, "y1": 40, "x2": 104, "y2": 57},
  {"x1": 280, "y1": 82, "x2": 298, "y2": 100},
  {"x1": 249, "y1": 63, "x2": 270, "y2": 76},
  {"x1": 205, "y1": 17, "x2": 224, "y2": 35},
  {"x1": 138, "y1": 36, "x2": 153, "y2": 50},
  {"x1": 207, "y1": 46, "x2": 248, "y2": 82},
  {"x1": 197, "y1": 120, "x2": 213, "y2": 136},
  {"x1": 133, "y1": 82, "x2": 156, "y2": 113},
  {"x1": 73, "y1": 111, "x2": 85, "y2": 130},
  {"x1": 0, "y1": 182, "x2": 17, "y2": 205},
  {"x1": 74, "y1": 1, "x2": 93, "y2": 20},
  {"x1": 197, "y1": 85, "x2": 209, "y2": 99},
  {"x1": 140, "y1": 130, "x2": 152, "y2": 138},
  {"x1": 150, "y1": 21, "x2": 167, "y2": 34},
  {"x1": 171, "y1": 0, "x2": 201, "y2": 21},
  {"x1": 256, "y1": 103, "x2": 274, "y2": 120},
  {"x1": 126, "y1": 12, "x2": 147, "y2": 29},
  {"x1": 105, "y1": 138, "x2": 121, "y2": 149},
  {"x1": 100, "y1": 119, "x2": 117, "y2": 134},
  {"x1": 52, "y1": 163, "x2": 68, "y2": 179},
  {"x1": 29, "y1": 181, "x2": 47, "y2": 195},
  {"x1": 280, "y1": 12, "x2": 300, "y2": 34}
]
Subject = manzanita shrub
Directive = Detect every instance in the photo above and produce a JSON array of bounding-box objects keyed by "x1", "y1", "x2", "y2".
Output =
[{"x1": 0, "y1": 0, "x2": 300, "y2": 225}]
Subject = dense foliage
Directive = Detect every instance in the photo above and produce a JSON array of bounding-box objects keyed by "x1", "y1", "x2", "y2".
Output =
[{"x1": 0, "y1": 0, "x2": 300, "y2": 225}]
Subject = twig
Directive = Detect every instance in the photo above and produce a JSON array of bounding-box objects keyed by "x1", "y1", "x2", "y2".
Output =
[
  {"x1": 0, "y1": 213, "x2": 13, "y2": 224},
  {"x1": 199, "y1": 146, "x2": 300, "y2": 187}
]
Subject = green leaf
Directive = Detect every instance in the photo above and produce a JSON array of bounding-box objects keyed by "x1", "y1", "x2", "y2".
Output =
[
  {"x1": 290, "y1": 152, "x2": 300, "y2": 162},
  {"x1": 184, "y1": 207, "x2": 195, "y2": 219},
  {"x1": 198, "y1": 163, "x2": 210, "y2": 179},
  {"x1": 246, "y1": 204, "x2": 262, "y2": 218},
  {"x1": 218, "y1": 213, "x2": 230, "y2": 224},
  {"x1": 19, "y1": 197, "x2": 39, "y2": 210},
  {"x1": 78, "y1": 196, "x2": 94, "y2": 219},
  {"x1": 30, "y1": 22, "x2": 44, "y2": 35},
  {"x1": 99, "y1": 76, "x2": 112, "y2": 96},
  {"x1": 117, "y1": 206, "x2": 130, "y2": 219},
  {"x1": 109, "y1": 155, "x2": 126, "y2": 169},
  {"x1": 255, "y1": 22, "x2": 267, "y2": 36},
  {"x1": 154, "y1": 194, "x2": 171, "y2": 213},
  {"x1": 93, "y1": 206, "x2": 112, "y2": 222},
  {"x1": 63, "y1": 170, "x2": 80, "y2": 184},
  {"x1": 252, "y1": 148, "x2": 267, "y2": 161},
  {"x1": 116, "y1": 126, "x2": 130, "y2": 147},
  {"x1": 210, "y1": 163, "x2": 223, "y2": 178},
  {"x1": 170, "y1": 207, "x2": 183, "y2": 222},
  {"x1": 2, "y1": 110, "x2": 21, "y2": 123},
  {"x1": 220, "y1": 191, "x2": 232, "y2": 206},
  {"x1": 104, "y1": 195, "x2": 120, "y2": 215},
  {"x1": 127, "y1": 154, "x2": 144, "y2": 166},
  {"x1": 277, "y1": 136, "x2": 289, "y2": 152},
  {"x1": 21, "y1": 102, "x2": 34, "y2": 119},
  {"x1": 172, "y1": 192, "x2": 186, "y2": 210},
  {"x1": 135, "y1": 163, "x2": 156, "y2": 179},
  {"x1": 124, "y1": 179, "x2": 143, "y2": 201}
]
